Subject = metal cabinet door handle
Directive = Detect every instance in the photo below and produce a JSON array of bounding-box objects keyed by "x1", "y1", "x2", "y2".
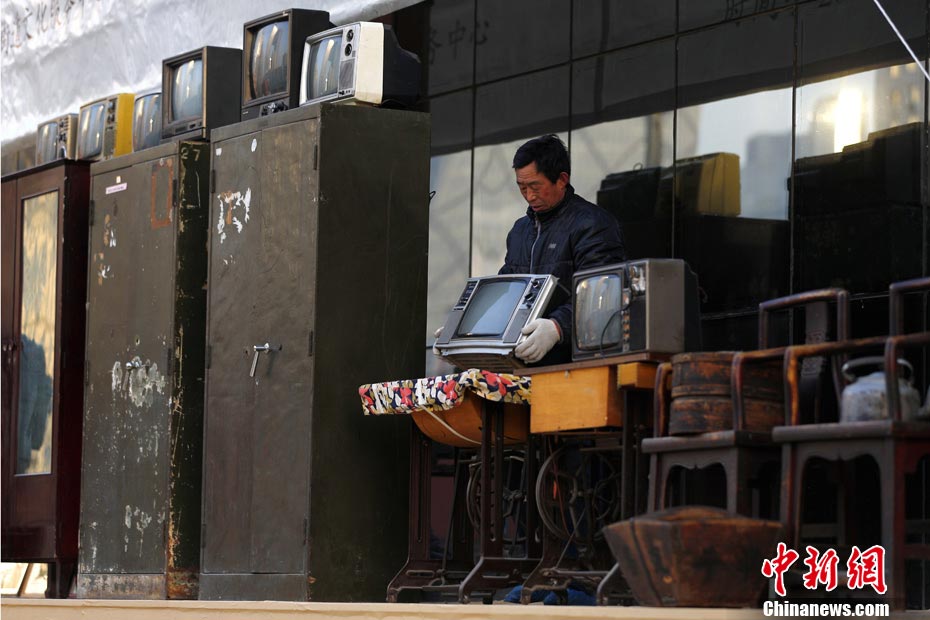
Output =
[{"x1": 250, "y1": 343, "x2": 281, "y2": 378}]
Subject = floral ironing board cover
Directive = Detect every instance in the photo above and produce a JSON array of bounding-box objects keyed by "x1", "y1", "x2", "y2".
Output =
[{"x1": 359, "y1": 369, "x2": 531, "y2": 415}]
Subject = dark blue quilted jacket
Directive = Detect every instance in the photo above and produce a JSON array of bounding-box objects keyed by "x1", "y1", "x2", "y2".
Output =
[{"x1": 499, "y1": 185, "x2": 626, "y2": 365}]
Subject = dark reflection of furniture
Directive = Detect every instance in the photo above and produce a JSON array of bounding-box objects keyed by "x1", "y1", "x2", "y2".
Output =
[
  {"x1": 644, "y1": 288, "x2": 849, "y2": 517},
  {"x1": 521, "y1": 359, "x2": 660, "y2": 605},
  {"x1": 385, "y1": 396, "x2": 539, "y2": 604},
  {"x1": 792, "y1": 123, "x2": 924, "y2": 295},
  {"x1": 774, "y1": 332, "x2": 930, "y2": 610},
  {"x1": 1, "y1": 161, "x2": 91, "y2": 597},
  {"x1": 595, "y1": 163, "x2": 790, "y2": 312}
]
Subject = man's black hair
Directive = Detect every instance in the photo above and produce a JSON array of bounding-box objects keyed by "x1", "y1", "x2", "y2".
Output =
[{"x1": 512, "y1": 134, "x2": 570, "y2": 183}]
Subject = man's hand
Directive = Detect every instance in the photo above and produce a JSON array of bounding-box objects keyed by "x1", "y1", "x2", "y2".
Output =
[
  {"x1": 514, "y1": 319, "x2": 560, "y2": 364},
  {"x1": 432, "y1": 326, "x2": 443, "y2": 356}
]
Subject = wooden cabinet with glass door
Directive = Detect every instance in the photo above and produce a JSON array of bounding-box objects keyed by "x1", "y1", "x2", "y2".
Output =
[{"x1": 1, "y1": 160, "x2": 91, "y2": 597}]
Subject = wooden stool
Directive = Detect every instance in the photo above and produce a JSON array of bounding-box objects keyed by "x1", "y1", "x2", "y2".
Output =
[
  {"x1": 774, "y1": 332, "x2": 930, "y2": 609},
  {"x1": 644, "y1": 288, "x2": 849, "y2": 518}
]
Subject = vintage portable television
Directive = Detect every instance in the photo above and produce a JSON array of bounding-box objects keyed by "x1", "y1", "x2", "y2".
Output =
[
  {"x1": 434, "y1": 274, "x2": 558, "y2": 372},
  {"x1": 572, "y1": 258, "x2": 701, "y2": 360},
  {"x1": 35, "y1": 114, "x2": 78, "y2": 164},
  {"x1": 241, "y1": 8, "x2": 333, "y2": 120},
  {"x1": 161, "y1": 46, "x2": 242, "y2": 142},
  {"x1": 77, "y1": 93, "x2": 135, "y2": 161},
  {"x1": 299, "y1": 22, "x2": 420, "y2": 108},
  {"x1": 672, "y1": 152, "x2": 741, "y2": 216},
  {"x1": 132, "y1": 91, "x2": 162, "y2": 152}
]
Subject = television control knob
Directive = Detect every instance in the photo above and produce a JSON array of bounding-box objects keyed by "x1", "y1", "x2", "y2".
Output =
[
  {"x1": 345, "y1": 43, "x2": 353, "y2": 56},
  {"x1": 346, "y1": 28, "x2": 354, "y2": 41}
]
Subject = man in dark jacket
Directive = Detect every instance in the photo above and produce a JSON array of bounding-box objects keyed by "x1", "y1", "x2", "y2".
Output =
[{"x1": 503, "y1": 134, "x2": 626, "y2": 366}]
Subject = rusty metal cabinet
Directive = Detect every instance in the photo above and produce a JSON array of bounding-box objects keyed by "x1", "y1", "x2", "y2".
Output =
[
  {"x1": 200, "y1": 103, "x2": 427, "y2": 601},
  {"x1": 76, "y1": 141, "x2": 210, "y2": 599},
  {"x1": 1, "y1": 161, "x2": 91, "y2": 597}
]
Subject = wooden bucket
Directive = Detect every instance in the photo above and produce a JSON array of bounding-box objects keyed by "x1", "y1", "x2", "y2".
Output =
[{"x1": 668, "y1": 351, "x2": 783, "y2": 435}]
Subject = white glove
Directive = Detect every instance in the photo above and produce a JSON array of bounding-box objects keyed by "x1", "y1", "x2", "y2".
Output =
[
  {"x1": 432, "y1": 326, "x2": 443, "y2": 356},
  {"x1": 514, "y1": 319, "x2": 561, "y2": 364}
]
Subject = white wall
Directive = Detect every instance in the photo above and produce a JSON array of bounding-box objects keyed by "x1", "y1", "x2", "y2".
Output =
[{"x1": 0, "y1": 0, "x2": 419, "y2": 144}]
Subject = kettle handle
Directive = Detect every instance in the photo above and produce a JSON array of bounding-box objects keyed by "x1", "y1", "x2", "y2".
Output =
[{"x1": 841, "y1": 356, "x2": 913, "y2": 383}]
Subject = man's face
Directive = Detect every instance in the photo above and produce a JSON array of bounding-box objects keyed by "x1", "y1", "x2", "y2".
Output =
[{"x1": 515, "y1": 162, "x2": 568, "y2": 213}]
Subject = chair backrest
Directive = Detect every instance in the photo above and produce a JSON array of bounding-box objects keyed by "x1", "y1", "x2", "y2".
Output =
[
  {"x1": 889, "y1": 276, "x2": 930, "y2": 336},
  {"x1": 758, "y1": 288, "x2": 850, "y2": 424}
]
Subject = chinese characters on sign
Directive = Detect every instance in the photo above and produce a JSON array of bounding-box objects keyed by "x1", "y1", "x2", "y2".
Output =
[{"x1": 762, "y1": 543, "x2": 887, "y2": 597}]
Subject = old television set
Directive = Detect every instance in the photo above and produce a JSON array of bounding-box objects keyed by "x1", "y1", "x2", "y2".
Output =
[
  {"x1": 77, "y1": 93, "x2": 134, "y2": 161},
  {"x1": 434, "y1": 274, "x2": 558, "y2": 373},
  {"x1": 299, "y1": 22, "x2": 420, "y2": 108},
  {"x1": 35, "y1": 114, "x2": 77, "y2": 164},
  {"x1": 132, "y1": 91, "x2": 162, "y2": 152},
  {"x1": 572, "y1": 259, "x2": 700, "y2": 360},
  {"x1": 161, "y1": 46, "x2": 242, "y2": 142},
  {"x1": 672, "y1": 152, "x2": 741, "y2": 216},
  {"x1": 241, "y1": 8, "x2": 333, "y2": 120}
]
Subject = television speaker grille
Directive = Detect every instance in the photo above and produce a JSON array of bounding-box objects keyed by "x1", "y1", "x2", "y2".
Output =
[{"x1": 338, "y1": 59, "x2": 355, "y2": 93}]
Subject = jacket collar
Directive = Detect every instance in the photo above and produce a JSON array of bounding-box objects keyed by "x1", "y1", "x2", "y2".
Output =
[{"x1": 526, "y1": 184, "x2": 575, "y2": 223}]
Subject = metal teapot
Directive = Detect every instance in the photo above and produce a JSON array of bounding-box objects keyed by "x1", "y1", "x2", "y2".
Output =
[{"x1": 840, "y1": 356, "x2": 921, "y2": 423}]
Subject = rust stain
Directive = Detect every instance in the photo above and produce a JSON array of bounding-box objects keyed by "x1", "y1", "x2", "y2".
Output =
[
  {"x1": 166, "y1": 567, "x2": 199, "y2": 599},
  {"x1": 150, "y1": 158, "x2": 174, "y2": 230}
]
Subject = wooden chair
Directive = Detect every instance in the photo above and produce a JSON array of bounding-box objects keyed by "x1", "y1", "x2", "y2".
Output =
[
  {"x1": 644, "y1": 288, "x2": 849, "y2": 517},
  {"x1": 774, "y1": 277, "x2": 930, "y2": 609}
]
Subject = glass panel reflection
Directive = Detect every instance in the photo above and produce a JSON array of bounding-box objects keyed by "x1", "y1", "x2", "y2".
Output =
[
  {"x1": 794, "y1": 0, "x2": 927, "y2": 295},
  {"x1": 428, "y1": 152, "x2": 473, "y2": 338},
  {"x1": 428, "y1": 0, "x2": 475, "y2": 96},
  {"x1": 475, "y1": 0, "x2": 570, "y2": 84},
  {"x1": 676, "y1": 10, "x2": 793, "y2": 312},
  {"x1": 572, "y1": 40, "x2": 675, "y2": 259},
  {"x1": 17, "y1": 190, "x2": 58, "y2": 474},
  {"x1": 573, "y1": 0, "x2": 674, "y2": 57}
]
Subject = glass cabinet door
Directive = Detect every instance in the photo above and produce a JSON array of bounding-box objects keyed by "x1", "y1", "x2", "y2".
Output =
[{"x1": 16, "y1": 189, "x2": 58, "y2": 474}]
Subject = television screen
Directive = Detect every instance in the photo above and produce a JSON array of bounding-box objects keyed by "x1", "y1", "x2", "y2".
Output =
[
  {"x1": 133, "y1": 93, "x2": 162, "y2": 152},
  {"x1": 574, "y1": 274, "x2": 624, "y2": 351},
  {"x1": 36, "y1": 121, "x2": 58, "y2": 164},
  {"x1": 456, "y1": 280, "x2": 526, "y2": 337},
  {"x1": 249, "y1": 20, "x2": 289, "y2": 101},
  {"x1": 304, "y1": 33, "x2": 341, "y2": 100},
  {"x1": 78, "y1": 101, "x2": 106, "y2": 159},
  {"x1": 170, "y1": 59, "x2": 203, "y2": 123}
]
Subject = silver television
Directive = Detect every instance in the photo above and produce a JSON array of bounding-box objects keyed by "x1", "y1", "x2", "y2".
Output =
[{"x1": 435, "y1": 274, "x2": 558, "y2": 373}]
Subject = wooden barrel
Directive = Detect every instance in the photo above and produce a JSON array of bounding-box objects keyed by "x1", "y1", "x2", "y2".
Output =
[{"x1": 668, "y1": 351, "x2": 783, "y2": 435}]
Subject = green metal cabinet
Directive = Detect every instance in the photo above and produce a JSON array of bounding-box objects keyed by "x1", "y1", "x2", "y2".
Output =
[
  {"x1": 77, "y1": 141, "x2": 210, "y2": 599},
  {"x1": 200, "y1": 103, "x2": 428, "y2": 601}
]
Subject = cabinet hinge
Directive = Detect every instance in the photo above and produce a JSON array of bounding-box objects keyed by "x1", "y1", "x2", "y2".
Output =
[{"x1": 313, "y1": 143, "x2": 318, "y2": 171}]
